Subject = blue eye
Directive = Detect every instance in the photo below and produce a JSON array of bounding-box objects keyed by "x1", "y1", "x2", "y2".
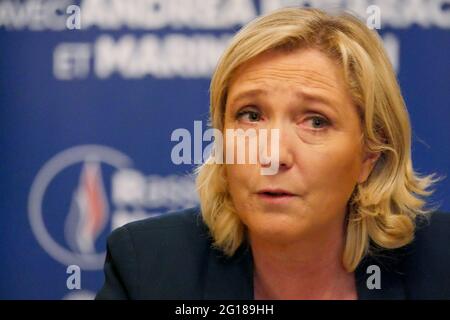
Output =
[
  {"x1": 236, "y1": 109, "x2": 261, "y2": 122},
  {"x1": 309, "y1": 116, "x2": 330, "y2": 129}
]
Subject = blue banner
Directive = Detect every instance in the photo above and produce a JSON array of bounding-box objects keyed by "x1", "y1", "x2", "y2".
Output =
[{"x1": 1, "y1": 0, "x2": 449, "y2": 299}]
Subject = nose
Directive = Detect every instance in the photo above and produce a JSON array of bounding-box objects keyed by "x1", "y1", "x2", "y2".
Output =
[{"x1": 260, "y1": 124, "x2": 295, "y2": 172}]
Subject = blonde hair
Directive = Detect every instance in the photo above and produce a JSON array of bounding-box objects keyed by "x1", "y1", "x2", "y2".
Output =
[{"x1": 195, "y1": 7, "x2": 439, "y2": 272}]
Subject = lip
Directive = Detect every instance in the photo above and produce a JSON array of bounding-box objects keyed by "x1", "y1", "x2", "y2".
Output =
[
  {"x1": 257, "y1": 188, "x2": 295, "y2": 195},
  {"x1": 256, "y1": 188, "x2": 297, "y2": 205}
]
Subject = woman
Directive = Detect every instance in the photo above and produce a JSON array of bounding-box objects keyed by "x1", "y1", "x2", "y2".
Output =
[{"x1": 96, "y1": 7, "x2": 448, "y2": 300}]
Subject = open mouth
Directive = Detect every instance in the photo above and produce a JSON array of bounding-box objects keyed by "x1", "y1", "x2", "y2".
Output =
[
  {"x1": 259, "y1": 191, "x2": 293, "y2": 197},
  {"x1": 257, "y1": 189, "x2": 296, "y2": 203}
]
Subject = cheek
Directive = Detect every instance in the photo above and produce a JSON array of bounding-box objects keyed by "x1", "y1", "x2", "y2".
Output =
[
  {"x1": 225, "y1": 164, "x2": 258, "y2": 216},
  {"x1": 223, "y1": 123, "x2": 260, "y2": 212},
  {"x1": 225, "y1": 163, "x2": 257, "y2": 192},
  {"x1": 303, "y1": 139, "x2": 362, "y2": 189}
]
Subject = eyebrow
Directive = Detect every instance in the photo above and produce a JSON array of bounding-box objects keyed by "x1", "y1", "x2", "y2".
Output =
[
  {"x1": 228, "y1": 88, "x2": 339, "y2": 113},
  {"x1": 227, "y1": 88, "x2": 268, "y2": 106},
  {"x1": 299, "y1": 91, "x2": 338, "y2": 113}
]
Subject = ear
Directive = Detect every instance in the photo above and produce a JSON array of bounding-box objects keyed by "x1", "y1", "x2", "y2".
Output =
[{"x1": 358, "y1": 150, "x2": 381, "y2": 183}]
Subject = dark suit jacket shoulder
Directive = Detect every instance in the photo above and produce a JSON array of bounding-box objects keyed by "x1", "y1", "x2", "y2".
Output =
[{"x1": 96, "y1": 207, "x2": 450, "y2": 299}]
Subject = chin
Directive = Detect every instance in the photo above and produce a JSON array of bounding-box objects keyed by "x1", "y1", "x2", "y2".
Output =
[{"x1": 244, "y1": 211, "x2": 311, "y2": 244}]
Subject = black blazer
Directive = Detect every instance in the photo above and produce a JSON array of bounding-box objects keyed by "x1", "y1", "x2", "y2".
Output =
[{"x1": 96, "y1": 207, "x2": 450, "y2": 299}]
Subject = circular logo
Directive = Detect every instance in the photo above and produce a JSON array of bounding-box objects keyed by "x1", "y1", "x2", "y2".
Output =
[{"x1": 28, "y1": 145, "x2": 132, "y2": 270}]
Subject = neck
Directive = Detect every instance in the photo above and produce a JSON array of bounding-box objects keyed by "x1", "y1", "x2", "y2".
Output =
[{"x1": 250, "y1": 221, "x2": 356, "y2": 300}]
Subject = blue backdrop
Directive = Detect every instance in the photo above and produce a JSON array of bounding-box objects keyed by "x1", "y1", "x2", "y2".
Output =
[{"x1": 1, "y1": 0, "x2": 449, "y2": 299}]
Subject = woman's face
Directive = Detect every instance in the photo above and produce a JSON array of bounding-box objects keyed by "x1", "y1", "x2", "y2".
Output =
[{"x1": 224, "y1": 48, "x2": 378, "y2": 244}]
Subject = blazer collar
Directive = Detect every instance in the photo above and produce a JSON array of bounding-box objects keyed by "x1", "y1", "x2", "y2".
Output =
[{"x1": 204, "y1": 243, "x2": 406, "y2": 300}]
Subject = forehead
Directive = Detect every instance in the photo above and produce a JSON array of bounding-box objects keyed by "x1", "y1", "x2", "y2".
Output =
[{"x1": 227, "y1": 48, "x2": 352, "y2": 105}]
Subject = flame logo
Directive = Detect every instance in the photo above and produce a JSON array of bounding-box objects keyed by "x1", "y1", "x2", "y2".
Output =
[{"x1": 65, "y1": 160, "x2": 109, "y2": 254}]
